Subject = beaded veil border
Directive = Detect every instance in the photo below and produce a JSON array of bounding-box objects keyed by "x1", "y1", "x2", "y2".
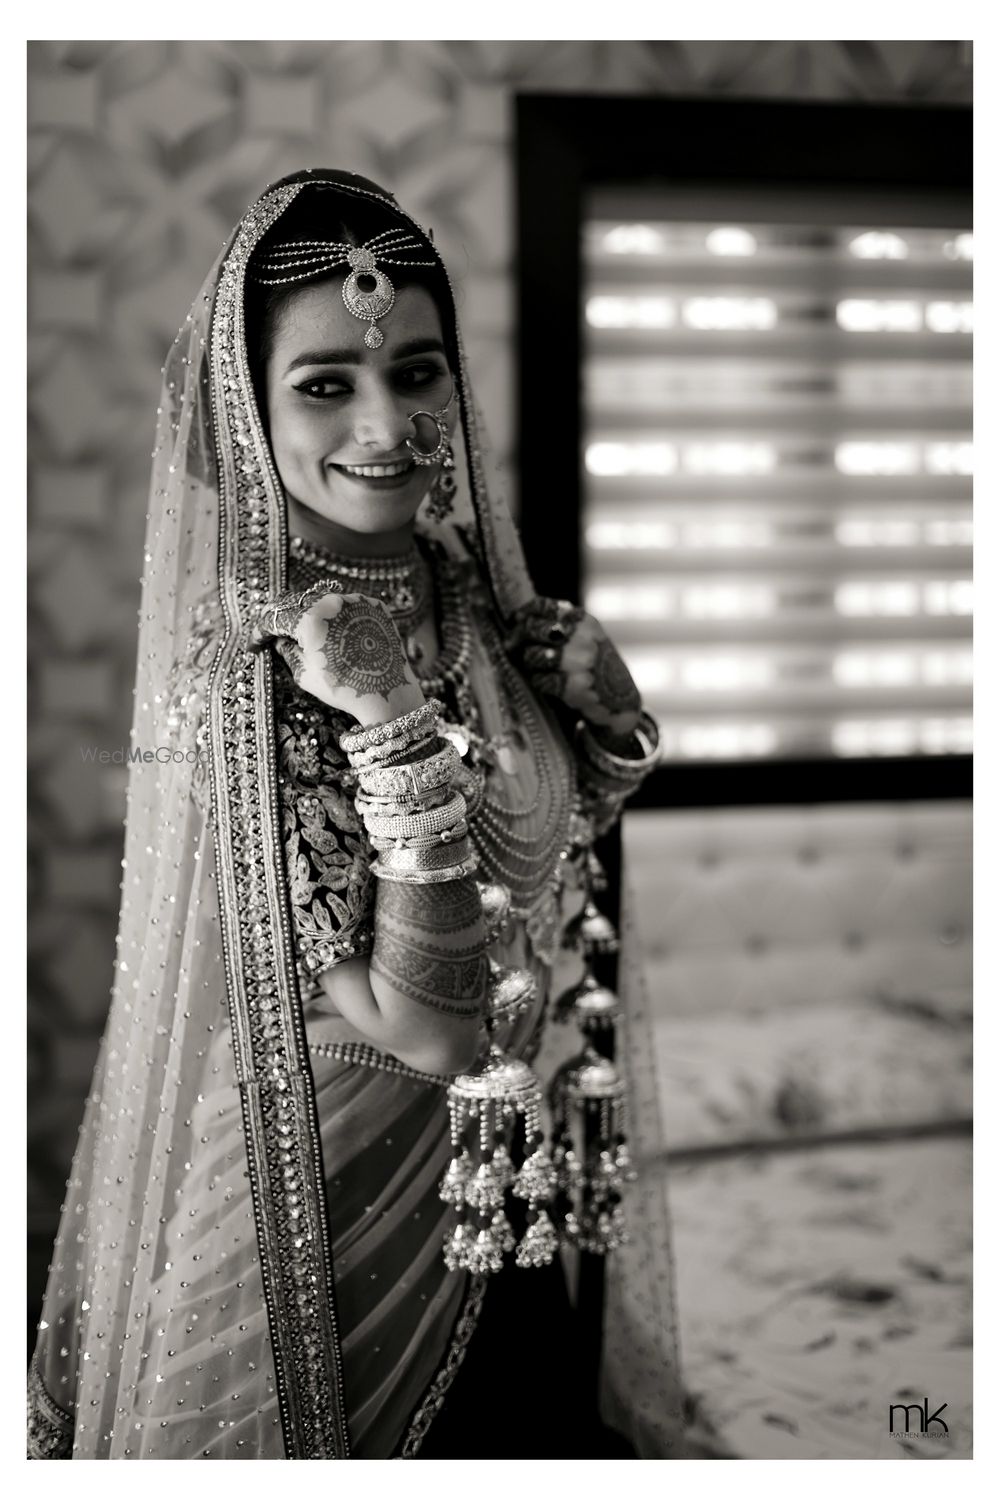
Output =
[{"x1": 206, "y1": 173, "x2": 542, "y2": 1457}]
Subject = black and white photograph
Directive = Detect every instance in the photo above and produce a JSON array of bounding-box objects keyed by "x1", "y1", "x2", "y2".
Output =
[{"x1": 26, "y1": 35, "x2": 974, "y2": 1463}]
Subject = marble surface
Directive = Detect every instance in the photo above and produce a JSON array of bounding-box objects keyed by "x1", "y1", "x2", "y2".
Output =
[{"x1": 666, "y1": 1138, "x2": 972, "y2": 1459}]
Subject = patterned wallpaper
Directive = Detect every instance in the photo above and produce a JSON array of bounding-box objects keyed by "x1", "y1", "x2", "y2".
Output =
[{"x1": 27, "y1": 39, "x2": 972, "y2": 1244}]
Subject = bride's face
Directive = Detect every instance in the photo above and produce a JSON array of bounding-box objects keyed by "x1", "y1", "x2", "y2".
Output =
[{"x1": 263, "y1": 279, "x2": 454, "y2": 540}]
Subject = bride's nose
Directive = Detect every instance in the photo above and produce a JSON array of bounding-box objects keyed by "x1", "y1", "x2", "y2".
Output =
[{"x1": 351, "y1": 383, "x2": 413, "y2": 453}]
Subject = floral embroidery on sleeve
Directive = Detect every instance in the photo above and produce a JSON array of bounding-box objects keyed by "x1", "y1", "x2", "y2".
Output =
[{"x1": 273, "y1": 663, "x2": 375, "y2": 982}]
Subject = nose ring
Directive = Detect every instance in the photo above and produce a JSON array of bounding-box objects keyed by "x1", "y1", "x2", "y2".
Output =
[{"x1": 406, "y1": 390, "x2": 455, "y2": 467}]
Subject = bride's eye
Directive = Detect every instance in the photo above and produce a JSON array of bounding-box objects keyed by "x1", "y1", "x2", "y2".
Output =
[
  {"x1": 294, "y1": 377, "x2": 349, "y2": 400},
  {"x1": 397, "y1": 362, "x2": 447, "y2": 391}
]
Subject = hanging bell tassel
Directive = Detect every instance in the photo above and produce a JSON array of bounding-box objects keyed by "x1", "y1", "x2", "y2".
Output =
[
  {"x1": 439, "y1": 1150, "x2": 473, "y2": 1207},
  {"x1": 512, "y1": 1139, "x2": 558, "y2": 1203},
  {"x1": 437, "y1": 879, "x2": 557, "y2": 1273},
  {"x1": 465, "y1": 1153, "x2": 509, "y2": 1214},
  {"x1": 439, "y1": 1042, "x2": 557, "y2": 1273},
  {"x1": 548, "y1": 1048, "x2": 631, "y2": 1255},
  {"x1": 443, "y1": 1216, "x2": 475, "y2": 1272},
  {"x1": 562, "y1": 899, "x2": 619, "y2": 956},
  {"x1": 553, "y1": 968, "x2": 621, "y2": 1029},
  {"x1": 491, "y1": 1208, "x2": 516, "y2": 1255},
  {"x1": 515, "y1": 1207, "x2": 559, "y2": 1268},
  {"x1": 468, "y1": 1223, "x2": 506, "y2": 1276}
]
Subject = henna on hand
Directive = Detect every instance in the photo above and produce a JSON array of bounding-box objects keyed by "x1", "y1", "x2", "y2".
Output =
[
  {"x1": 590, "y1": 636, "x2": 641, "y2": 719},
  {"x1": 249, "y1": 586, "x2": 424, "y2": 726},
  {"x1": 513, "y1": 599, "x2": 642, "y2": 737},
  {"x1": 318, "y1": 597, "x2": 413, "y2": 700}
]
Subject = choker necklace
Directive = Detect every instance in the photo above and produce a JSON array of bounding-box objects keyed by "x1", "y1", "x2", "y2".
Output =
[{"x1": 289, "y1": 534, "x2": 432, "y2": 662}]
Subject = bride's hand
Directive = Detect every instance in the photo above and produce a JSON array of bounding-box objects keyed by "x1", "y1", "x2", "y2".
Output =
[
  {"x1": 249, "y1": 581, "x2": 426, "y2": 727},
  {"x1": 510, "y1": 597, "x2": 642, "y2": 741}
]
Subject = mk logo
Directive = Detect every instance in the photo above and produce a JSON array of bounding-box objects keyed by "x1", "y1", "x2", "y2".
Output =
[{"x1": 889, "y1": 1398, "x2": 949, "y2": 1436}]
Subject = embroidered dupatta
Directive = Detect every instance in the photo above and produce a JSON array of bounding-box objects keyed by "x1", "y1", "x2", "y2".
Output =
[{"x1": 28, "y1": 170, "x2": 683, "y2": 1460}]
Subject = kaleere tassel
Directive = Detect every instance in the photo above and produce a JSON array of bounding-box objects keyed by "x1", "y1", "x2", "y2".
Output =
[
  {"x1": 562, "y1": 899, "x2": 620, "y2": 956},
  {"x1": 548, "y1": 1048, "x2": 635, "y2": 1255},
  {"x1": 438, "y1": 880, "x2": 558, "y2": 1273}
]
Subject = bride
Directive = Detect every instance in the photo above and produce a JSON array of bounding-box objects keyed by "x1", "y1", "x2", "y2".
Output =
[{"x1": 28, "y1": 168, "x2": 683, "y2": 1459}]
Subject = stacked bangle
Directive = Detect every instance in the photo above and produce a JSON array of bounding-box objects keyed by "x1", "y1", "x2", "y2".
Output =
[
  {"x1": 340, "y1": 699, "x2": 441, "y2": 761},
  {"x1": 355, "y1": 783, "x2": 453, "y2": 820},
  {"x1": 370, "y1": 837, "x2": 477, "y2": 883},
  {"x1": 343, "y1": 700, "x2": 476, "y2": 884},
  {"x1": 347, "y1": 726, "x2": 438, "y2": 769},
  {"x1": 355, "y1": 742, "x2": 459, "y2": 801},
  {"x1": 369, "y1": 820, "x2": 469, "y2": 854},
  {"x1": 363, "y1": 790, "x2": 467, "y2": 844}
]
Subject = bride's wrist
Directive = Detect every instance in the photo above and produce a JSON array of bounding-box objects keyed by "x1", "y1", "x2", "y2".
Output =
[
  {"x1": 353, "y1": 684, "x2": 427, "y2": 728},
  {"x1": 339, "y1": 698, "x2": 440, "y2": 764},
  {"x1": 587, "y1": 713, "x2": 642, "y2": 753}
]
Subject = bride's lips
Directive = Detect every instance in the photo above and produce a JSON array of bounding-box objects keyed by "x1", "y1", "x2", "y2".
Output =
[{"x1": 327, "y1": 459, "x2": 418, "y2": 491}]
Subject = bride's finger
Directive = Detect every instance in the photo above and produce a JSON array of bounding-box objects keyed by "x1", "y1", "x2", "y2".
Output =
[
  {"x1": 272, "y1": 634, "x2": 307, "y2": 678},
  {"x1": 247, "y1": 582, "x2": 342, "y2": 648}
]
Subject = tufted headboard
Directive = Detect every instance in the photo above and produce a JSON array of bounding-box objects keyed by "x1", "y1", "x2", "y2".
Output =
[{"x1": 622, "y1": 800, "x2": 972, "y2": 1150}]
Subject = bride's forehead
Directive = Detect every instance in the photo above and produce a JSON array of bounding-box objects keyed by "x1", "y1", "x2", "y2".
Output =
[{"x1": 268, "y1": 280, "x2": 444, "y2": 353}]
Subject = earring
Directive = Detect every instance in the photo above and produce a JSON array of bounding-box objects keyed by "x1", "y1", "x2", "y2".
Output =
[{"x1": 424, "y1": 441, "x2": 456, "y2": 521}]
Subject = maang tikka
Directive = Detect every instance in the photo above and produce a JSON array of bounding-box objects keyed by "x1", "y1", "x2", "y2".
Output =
[{"x1": 252, "y1": 227, "x2": 438, "y2": 349}]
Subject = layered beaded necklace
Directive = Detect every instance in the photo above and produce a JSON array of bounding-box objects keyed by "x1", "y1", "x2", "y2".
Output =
[{"x1": 289, "y1": 534, "x2": 432, "y2": 665}]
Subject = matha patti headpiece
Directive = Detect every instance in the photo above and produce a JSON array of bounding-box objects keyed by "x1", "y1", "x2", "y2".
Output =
[{"x1": 250, "y1": 228, "x2": 438, "y2": 348}]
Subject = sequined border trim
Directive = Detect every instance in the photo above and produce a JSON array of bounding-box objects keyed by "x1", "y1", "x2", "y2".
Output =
[
  {"x1": 207, "y1": 174, "x2": 535, "y2": 1461},
  {"x1": 209, "y1": 180, "x2": 351, "y2": 1460},
  {"x1": 397, "y1": 1274, "x2": 489, "y2": 1458},
  {"x1": 27, "y1": 1355, "x2": 74, "y2": 1459}
]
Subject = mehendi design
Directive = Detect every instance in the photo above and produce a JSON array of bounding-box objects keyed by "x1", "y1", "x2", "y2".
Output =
[
  {"x1": 591, "y1": 636, "x2": 641, "y2": 717},
  {"x1": 370, "y1": 931, "x2": 487, "y2": 1017},
  {"x1": 320, "y1": 597, "x2": 411, "y2": 698},
  {"x1": 515, "y1": 601, "x2": 641, "y2": 736},
  {"x1": 374, "y1": 876, "x2": 484, "y2": 934},
  {"x1": 371, "y1": 876, "x2": 487, "y2": 1017},
  {"x1": 277, "y1": 635, "x2": 307, "y2": 682}
]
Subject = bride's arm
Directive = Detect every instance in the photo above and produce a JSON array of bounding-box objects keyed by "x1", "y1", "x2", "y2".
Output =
[
  {"x1": 317, "y1": 874, "x2": 487, "y2": 1076},
  {"x1": 255, "y1": 585, "x2": 488, "y2": 1076}
]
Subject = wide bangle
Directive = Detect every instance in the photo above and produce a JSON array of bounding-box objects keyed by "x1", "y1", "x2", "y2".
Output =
[
  {"x1": 356, "y1": 742, "x2": 459, "y2": 800},
  {"x1": 347, "y1": 726, "x2": 438, "y2": 769},
  {"x1": 371, "y1": 834, "x2": 473, "y2": 877},
  {"x1": 370, "y1": 851, "x2": 480, "y2": 885},
  {"x1": 578, "y1": 710, "x2": 660, "y2": 782},
  {"x1": 340, "y1": 699, "x2": 440, "y2": 759},
  {"x1": 370, "y1": 820, "x2": 469, "y2": 854},
  {"x1": 355, "y1": 783, "x2": 453, "y2": 820}
]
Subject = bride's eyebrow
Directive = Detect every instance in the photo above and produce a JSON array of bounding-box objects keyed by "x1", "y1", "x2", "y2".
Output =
[
  {"x1": 284, "y1": 337, "x2": 446, "y2": 377},
  {"x1": 285, "y1": 347, "x2": 360, "y2": 375},
  {"x1": 389, "y1": 337, "x2": 447, "y2": 360}
]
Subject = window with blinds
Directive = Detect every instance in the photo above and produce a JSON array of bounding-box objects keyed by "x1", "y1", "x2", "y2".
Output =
[{"x1": 582, "y1": 191, "x2": 972, "y2": 763}]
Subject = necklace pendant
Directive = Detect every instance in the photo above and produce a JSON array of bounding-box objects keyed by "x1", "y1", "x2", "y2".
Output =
[{"x1": 405, "y1": 635, "x2": 425, "y2": 667}]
